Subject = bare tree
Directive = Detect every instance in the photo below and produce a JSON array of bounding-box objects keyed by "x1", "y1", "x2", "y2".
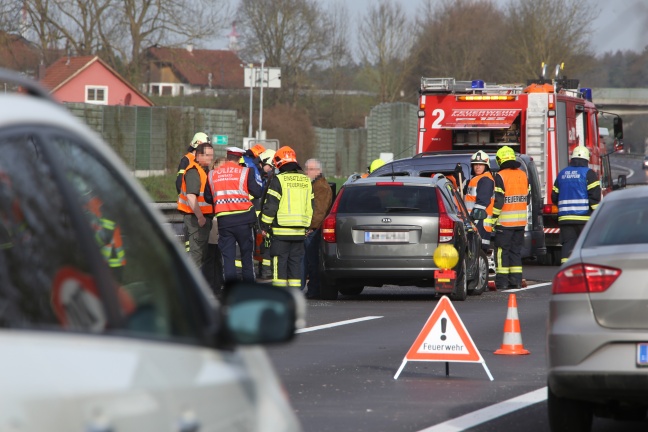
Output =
[
  {"x1": 501, "y1": 0, "x2": 598, "y2": 82},
  {"x1": 357, "y1": 0, "x2": 414, "y2": 103},
  {"x1": 236, "y1": 0, "x2": 332, "y2": 105}
]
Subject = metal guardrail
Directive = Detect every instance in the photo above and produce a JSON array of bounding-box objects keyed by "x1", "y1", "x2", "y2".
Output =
[{"x1": 154, "y1": 202, "x2": 183, "y2": 223}]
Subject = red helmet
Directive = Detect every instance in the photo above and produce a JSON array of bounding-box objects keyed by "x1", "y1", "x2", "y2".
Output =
[{"x1": 273, "y1": 146, "x2": 298, "y2": 169}]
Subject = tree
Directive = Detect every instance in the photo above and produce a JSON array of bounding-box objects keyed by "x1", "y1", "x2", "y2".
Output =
[
  {"x1": 357, "y1": 0, "x2": 414, "y2": 103},
  {"x1": 235, "y1": 0, "x2": 332, "y2": 105}
]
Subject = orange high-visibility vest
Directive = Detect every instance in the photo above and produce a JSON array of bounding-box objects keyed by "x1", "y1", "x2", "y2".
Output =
[
  {"x1": 495, "y1": 169, "x2": 528, "y2": 228},
  {"x1": 177, "y1": 159, "x2": 212, "y2": 215},
  {"x1": 465, "y1": 171, "x2": 495, "y2": 233},
  {"x1": 209, "y1": 161, "x2": 254, "y2": 217},
  {"x1": 86, "y1": 197, "x2": 126, "y2": 268}
]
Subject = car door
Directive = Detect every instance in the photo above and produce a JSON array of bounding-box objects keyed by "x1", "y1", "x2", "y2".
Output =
[
  {"x1": 443, "y1": 182, "x2": 480, "y2": 271},
  {"x1": 0, "y1": 127, "x2": 261, "y2": 431}
]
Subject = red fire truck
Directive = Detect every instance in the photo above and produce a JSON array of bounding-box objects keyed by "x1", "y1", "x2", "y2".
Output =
[{"x1": 416, "y1": 69, "x2": 624, "y2": 264}]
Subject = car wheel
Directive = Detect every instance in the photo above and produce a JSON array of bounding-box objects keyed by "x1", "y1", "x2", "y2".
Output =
[
  {"x1": 450, "y1": 260, "x2": 467, "y2": 301},
  {"x1": 319, "y1": 276, "x2": 339, "y2": 300},
  {"x1": 339, "y1": 286, "x2": 364, "y2": 296},
  {"x1": 547, "y1": 385, "x2": 593, "y2": 432},
  {"x1": 468, "y1": 250, "x2": 488, "y2": 296}
]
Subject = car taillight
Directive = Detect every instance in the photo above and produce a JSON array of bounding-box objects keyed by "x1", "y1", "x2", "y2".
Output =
[
  {"x1": 436, "y1": 188, "x2": 454, "y2": 243},
  {"x1": 322, "y1": 188, "x2": 344, "y2": 243},
  {"x1": 552, "y1": 263, "x2": 621, "y2": 294}
]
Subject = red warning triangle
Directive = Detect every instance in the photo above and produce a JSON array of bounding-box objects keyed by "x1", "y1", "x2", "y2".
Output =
[{"x1": 405, "y1": 295, "x2": 481, "y2": 362}]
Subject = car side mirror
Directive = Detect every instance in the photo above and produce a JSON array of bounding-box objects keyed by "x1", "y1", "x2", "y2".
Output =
[
  {"x1": 221, "y1": 281, "x2": 306, "y2": 346},
  {"x1": 614, "y1": 174, "x2": 627, "y2": 190}
]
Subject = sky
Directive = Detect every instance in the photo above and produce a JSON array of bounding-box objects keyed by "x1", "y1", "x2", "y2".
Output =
[{"x1": 216, "y1": 0, "x2": 648, "y2": 57}]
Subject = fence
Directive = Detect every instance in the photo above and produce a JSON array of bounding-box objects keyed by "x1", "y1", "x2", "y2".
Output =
[{"x1": 65, "y1": 101, "x2": 418, "y2": 178}]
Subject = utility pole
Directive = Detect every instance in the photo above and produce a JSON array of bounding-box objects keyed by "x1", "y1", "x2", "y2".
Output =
[
  {"x1": 248, "y1": 63, "x2": 254, "y2": 138},
  {"x1": 258, "y1": 59, "x2": 265, "y2": 139}
]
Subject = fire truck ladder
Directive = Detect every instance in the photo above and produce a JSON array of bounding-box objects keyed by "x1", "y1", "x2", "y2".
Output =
[{"x1": 525, "y1": 93, "x2": 548, "y2": 198}]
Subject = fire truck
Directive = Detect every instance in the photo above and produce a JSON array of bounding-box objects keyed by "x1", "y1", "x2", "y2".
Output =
[{"x1": 416, "y1": 66, "x2": 624, "y2": 264}]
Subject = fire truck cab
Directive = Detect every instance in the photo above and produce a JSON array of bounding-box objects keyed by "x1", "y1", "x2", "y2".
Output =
[{"x1": 416, "y1": 73, "x2": 623, "y2": 264}]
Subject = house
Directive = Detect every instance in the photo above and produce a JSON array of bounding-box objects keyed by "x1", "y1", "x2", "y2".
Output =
[
  {"x1": 0, "y1": 31, "x2": 40, "y2": 78},
  {"x1": 41, "y1": 56, "x2": 153, "y2": 106},
  {"x1": 143, "y1": 45, "x2": 244, "y2": 97}
]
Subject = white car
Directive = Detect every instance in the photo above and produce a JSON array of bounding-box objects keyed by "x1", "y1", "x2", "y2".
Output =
[{"x1": 0, "y1": 69, "x2": 304, "y2": 431}]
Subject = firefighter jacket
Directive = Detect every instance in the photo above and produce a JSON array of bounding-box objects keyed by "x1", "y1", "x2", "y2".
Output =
[
  {"x1": 209, "y1": 161, "x2": 262, "y2": 228},
  {"x1": 493, "y1": 163, "x2": 529, "y2": 229},
  {"x1": 175, "y1": 152, "x2": 195, "y2": 194},
  {"x1": 260, "y1": 168, "x2": 314, "y2": 240},
  {"x1": 551, "y1": 158, "x2": 601, "y2": 224},
  {"x1": 86, "y1": 197, "x2": 125, "y2": 268},
  {"x1": 177, "y1": 158, "x2": 213, "y2": 215},
  {"x1": 310, "y1": 174, "x2": 333, "y2": 230},
  {"x1": 465, "y1": 171, "x2": 495, "y2": 233}
]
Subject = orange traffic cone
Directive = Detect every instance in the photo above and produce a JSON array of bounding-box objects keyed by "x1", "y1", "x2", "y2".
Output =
[{"x1": 494, "y1": 294, "x2": 530, "y2": 355}]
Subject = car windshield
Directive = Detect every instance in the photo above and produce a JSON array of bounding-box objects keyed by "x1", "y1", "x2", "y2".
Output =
[
  {"x1": 582, "y1": 197, "x2": 648, "y2": 247},
  {"x1": 337, "y1": 185, "x2": 439, "y2": 214}
]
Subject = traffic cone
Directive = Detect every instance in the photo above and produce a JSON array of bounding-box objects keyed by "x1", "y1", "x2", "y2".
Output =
[{"x1": 494, "y1": 294, "x2": 530, "y2": 355}]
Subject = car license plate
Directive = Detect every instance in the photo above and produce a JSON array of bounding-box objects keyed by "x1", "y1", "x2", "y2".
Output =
[
  {"x1": 637, "y1": 343, "x2": 648, "y2": 367},
  {"x1": 364, "y1": 231, "x2": 409, "y2": 243}
]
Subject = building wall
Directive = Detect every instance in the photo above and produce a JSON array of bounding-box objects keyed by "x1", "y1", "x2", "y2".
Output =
[{"x1": 53, "y1": 61, "x2": 152, "y2": 106}]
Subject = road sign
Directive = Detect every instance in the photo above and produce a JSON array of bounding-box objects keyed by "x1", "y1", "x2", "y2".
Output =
[
  {"x1": 244, "y1": 67, "x2": 281, "y2": 88},
  {"x1": 394, "y1": 295, "x2": 493, "y2": 380},
  {"x1": 213, "y1": 135, "x2": 228, "y2": 145}
]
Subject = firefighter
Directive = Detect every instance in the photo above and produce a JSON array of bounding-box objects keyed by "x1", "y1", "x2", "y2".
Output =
[
  {"x1": 259, "y1": 146, "x2": 313, "y2": 288},
  {"x1": 361, "y1": 158, "x2": 385, "y2": 178},
  {"x1": 257, "y1": 149, "x2": 276, "y2": 279},
  {"x1": 209, "y1": 147, "x2": 262, "y2": 283},
  {"x1": 551, "y1": 146, "x2": 601, "y2": 263},
  {"x1": 464, "y1": 150, "x2": 495, "y2": 252},
  {"x1": 177, "y1": 142, "x2": 214, "y2": 270},
  {"x1": 492, "y1": 146, "x2": 529, "y2": 290},
  {"x1": 175, "y1": 132, "x2": 210, "y2": 195}
]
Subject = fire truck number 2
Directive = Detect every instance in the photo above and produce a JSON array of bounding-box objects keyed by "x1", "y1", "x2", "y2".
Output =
[{"x1": 431, "y1": 109, "x2": 445, "y2": 128}]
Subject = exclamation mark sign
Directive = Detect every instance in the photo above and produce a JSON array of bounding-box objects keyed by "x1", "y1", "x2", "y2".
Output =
[{"x1": 440, "y1": 318, "x2": 447, "y2": 341}]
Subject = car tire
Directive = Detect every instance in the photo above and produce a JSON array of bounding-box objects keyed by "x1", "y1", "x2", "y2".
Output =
[
  {"x1": 339, "y1": 286, "x2": 364, "y2": 296},
  {"x1": 450, "y1": 260, "x2": 467, "y2": 301},
  {"x1": 468, "y1": 250, "x2": 488, "y2": 296},
  {"x1": 547, "y1": 385, "x2": 593, "y2": 432},
  {"x1": 320, "y1": 276, "x2": 339, "y2": 300}
]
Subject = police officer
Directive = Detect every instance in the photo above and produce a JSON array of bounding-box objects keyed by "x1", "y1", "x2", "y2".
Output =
[
  {"x1": 209, "y1": 147, "x2": 263, "y2": 283},
  {"x1": 260, "y1": 146, "x2": 313, "y2": 288},
  {"x1": 464, "y1": 150, "x2": 495, "y2": 252},
  {"x1": 177, "y1": 142, "x2": 214, "y2": 270},
  {"x1": 492, "y1": 146, "x2": 529, "y2": 290},
  {"x1": 551, "y1": 146, "x2": 601, "y2": 263},
  {"x1": 175, "y1": 132, "x2": 210, "y2": 194}
]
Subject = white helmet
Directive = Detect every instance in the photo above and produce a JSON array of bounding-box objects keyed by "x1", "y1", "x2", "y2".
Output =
[
  {"x1": 571, "y1": 146, "x2": 590, "y2": 160},
  {"x1": 471, "y1": 150, "x2": 490, "y2": 168},
  {"x1": 259, "y1": 149, "x2": 276, "y2": 167},
  {"x1": 190, "y1": 132, "x2": 210, "y2": 149}
]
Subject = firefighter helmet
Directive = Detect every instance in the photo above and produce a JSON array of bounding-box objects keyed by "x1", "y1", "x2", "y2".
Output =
[
  {"x1": 259, "y1": 149, "x2": 276, "y2": 166},
  {"x1": 495, "y1": 146, "x2": 516, "y2": 166},
  {"x1": 250, "y1": 144, "x2": 266, "y2": 158},
  {"x1": 571, "y1": 146, "x2": 590, "y2": 160},
  {"x1": 471, "y1": 150, "x2": 490, "y2": 168},
  {"x1": 369, "y1": 158, "x2": 385, "y2": 173},
  {"x1": 273, "y1": 146, "x2": 298, "y2": 169},
  {"x1": 190, "y1": 132, "x2": 209, "y2": 149}
]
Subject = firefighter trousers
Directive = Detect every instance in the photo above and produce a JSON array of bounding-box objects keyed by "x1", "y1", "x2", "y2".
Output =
[
  {"x1": 476, "y1": 220, "x2": 492, "y2": 252},
  {"x1": 559, "y1": 223, "x2": 585, "y2": 264},
  {"x1": 270, "y1": 238, "x2": 305, "y2": 288},
  {"x1": 494, "y1": 227, "x2": 524, "y2": 289}
]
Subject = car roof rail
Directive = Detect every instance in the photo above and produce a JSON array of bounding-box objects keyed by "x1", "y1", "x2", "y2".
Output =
[{"x1": 0, "y1": 68, "x2": 56, "y2": 102}]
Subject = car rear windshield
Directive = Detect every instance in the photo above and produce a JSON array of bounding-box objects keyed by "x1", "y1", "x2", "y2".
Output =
[
  {"x1": 337, "y1": 185, "x2": 439, "y2": 214},
  {"x1": 582, "y1": 197, "x2": 648, "y2": 247}
]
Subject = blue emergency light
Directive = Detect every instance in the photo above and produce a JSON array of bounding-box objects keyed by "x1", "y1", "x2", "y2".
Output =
[
  {"x1": 580, "y1": 87, "x2": 593, "y2": 101},
  {"x1": 471, "y1": 80, "x2": 485, "y2": 89}
]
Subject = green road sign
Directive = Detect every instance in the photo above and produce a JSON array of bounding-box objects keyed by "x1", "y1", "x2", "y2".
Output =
[{"x1": 213, "y1": 135, "x2": 228, "y2": 145}]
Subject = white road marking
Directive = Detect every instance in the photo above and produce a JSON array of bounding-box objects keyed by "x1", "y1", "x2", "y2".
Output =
[
  {"x1": 296, "y1": 316, "x2": 383, "y2": 333},
  {"x1": 419, "y1": 387, "x2": 547, "y2": 432},
  {"x1": 504, "y1": 282, "x2": 551, "y2": 293}
]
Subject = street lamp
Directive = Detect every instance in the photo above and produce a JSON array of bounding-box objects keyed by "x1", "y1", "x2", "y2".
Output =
[{"x1": 258, "y1": 58, "x2": 265, "y2": 139}]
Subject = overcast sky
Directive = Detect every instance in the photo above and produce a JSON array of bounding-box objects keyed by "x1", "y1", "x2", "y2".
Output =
[{"x1": 216, "y1": 0, "x2": 648, "y2": 57}]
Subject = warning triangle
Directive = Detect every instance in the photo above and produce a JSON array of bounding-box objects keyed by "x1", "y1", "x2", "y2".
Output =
[{"x1": 405, "y1": 295, "x2": 481, "y2": 362}]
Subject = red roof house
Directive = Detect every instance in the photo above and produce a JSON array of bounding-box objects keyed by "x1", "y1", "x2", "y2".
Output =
[
  {"x1": 0, "y1": 32, "x2": 40, "y2": 77},
  {"x1": 41, "y1": 56, "x2": 153, "y2": 106},
  {"x1": 143, "y1": 45, "x2": 244, "y2": 96}
]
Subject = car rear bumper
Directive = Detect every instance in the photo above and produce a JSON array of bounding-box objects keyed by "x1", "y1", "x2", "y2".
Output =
[
  {"x1": 321, "y1": 255, "x2": 438, "y2": 285},
  {"x1": 549, "y1": 370, "x2": 648, "y2": 404}
]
